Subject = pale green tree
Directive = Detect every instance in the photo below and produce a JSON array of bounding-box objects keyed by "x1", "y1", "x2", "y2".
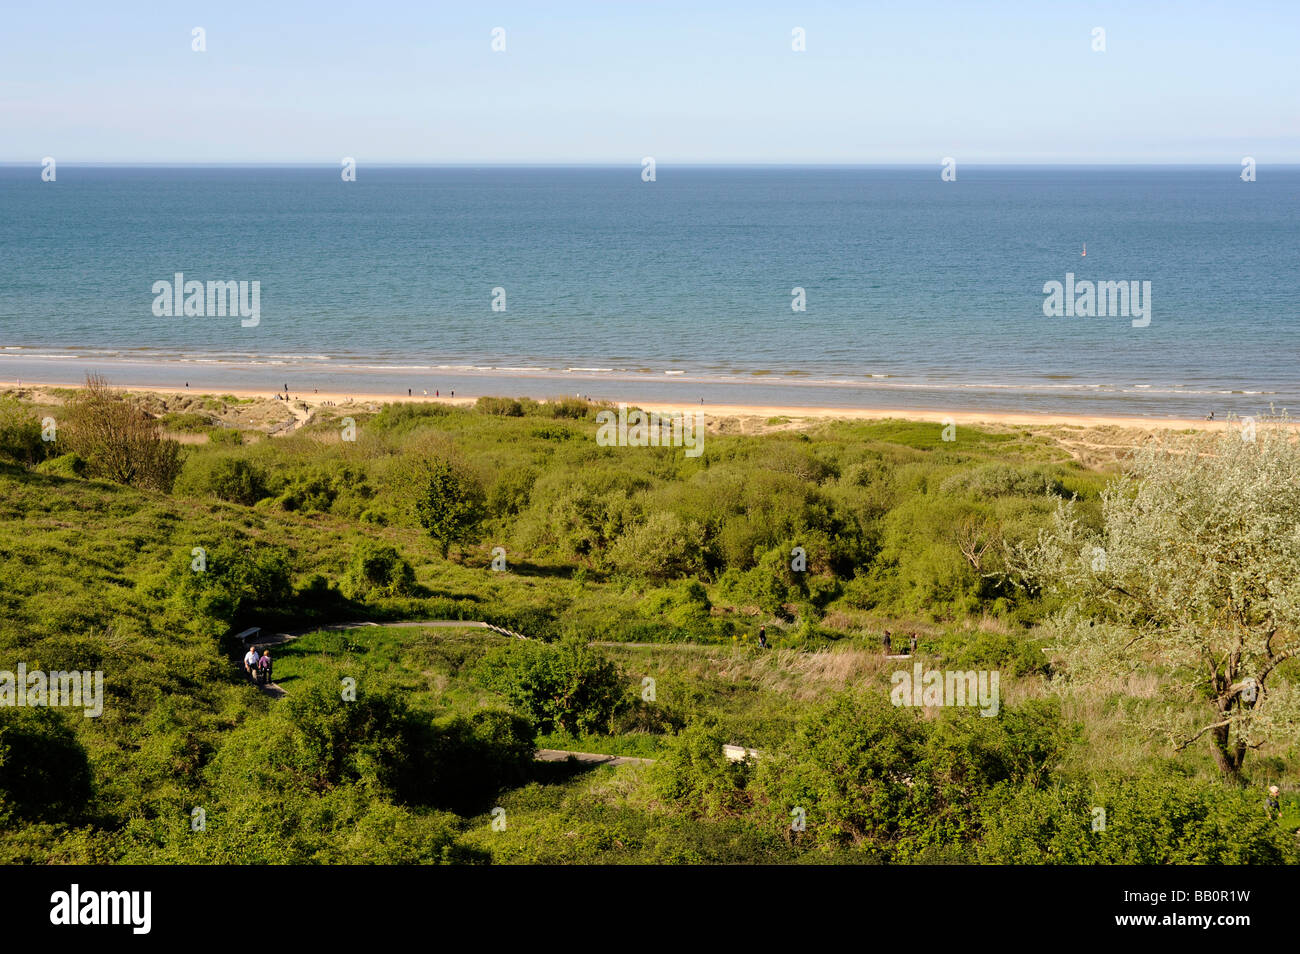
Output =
[{"x1": 1014, "y1": 418, "x2": 1300, "y2": 779}]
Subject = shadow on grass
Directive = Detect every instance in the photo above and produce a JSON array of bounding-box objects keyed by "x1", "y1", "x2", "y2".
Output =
[{"x1": 525, "y1": 759, "x2": 615, "y2": 785}]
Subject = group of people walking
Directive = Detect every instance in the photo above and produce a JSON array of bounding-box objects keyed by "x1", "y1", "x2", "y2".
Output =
[
  {"x1": 882, "y1": 631, "x2": 919, "y2": 656},
  {"x1": 242, "y1": 645, "x2": 273, "y2": 685}
]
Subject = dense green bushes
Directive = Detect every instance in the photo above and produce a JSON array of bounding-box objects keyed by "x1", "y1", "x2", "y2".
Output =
[
  {"x1": 342, "y1": 542, "x2": 416, "y2": 600},
  {"x1": 978, "y1": 776, "x2": 1294, "y2": 864},
  {"x1": 649, "y1": 690, "x2": 1292, "y2": 864},
  {"x1": 0, "y1": 397, "x2": 48, "y2": 466},
  {"x1": 175, "y1": 455, "x2": 269, "y2": 505},
  {"x1": 651, "y1": 722, "x2": 752, "y2": 817},
  {"x1": 477, "y1": 638, "x2": 630, "y2": 734},
  {"x1": 156, "y1": 540, "x2": 293, "y2": 629},
  {"x1": 99, "y1": 675, "x2": 532, "y2": 863},
  {"x1": 3, "y1": 388, "x2": 1293, "y2": 865}
]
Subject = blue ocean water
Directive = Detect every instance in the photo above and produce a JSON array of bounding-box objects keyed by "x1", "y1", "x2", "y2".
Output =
[{"x1": 1, "y1": 165, "x2": 1296, "y2": 416}]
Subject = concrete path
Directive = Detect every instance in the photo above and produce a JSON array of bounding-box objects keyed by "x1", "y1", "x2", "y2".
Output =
[
  {"x1": 235, "y1": 620, "x2": 748, "y2": 764},
  {"x1": 534, "y1": 748, "x2": 655, "y2": 767},
  {"x1": 236, "y1": 618, "x2": 532, "y2": 698}
]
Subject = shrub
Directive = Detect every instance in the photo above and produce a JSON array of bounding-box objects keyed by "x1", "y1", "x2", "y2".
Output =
[
  {"x1": 35, "y1": 452, "x2": 87, "y2": 478},
  {"x1": 651, "y1": 722, "x2": 753, "y2": 818},
  {"x1": 163, "y1": 539, "x2": 293, "y2": 627},
  {"x1": 487, "y1": 467, "x2": 537, "y2": 518},
  {"x1": 754, "y1": 693, "x2": 1071, "y2": 858},
  {"x1": 159, "y1": 411, "x2": 213, "y2": 433},
  {"x1": 476, "y1": 396, "x2": 524, "y2": 417},
  {"x1": 544, "y1": 397, "x2": 591, "y2": 420},
  {"x1": 274, "y1": 465, "x2": 372, "y2": 515},
  {"x1": 367, "y1": 402, "x2": 452, "y2": 432},
  {"x1": 61, "y1": 374, "x2": 183, "y2": 491},
  {"x1": 978, "y1": 776, "x2": 1296, "y2": 864},
  {"x1": 341, "y1": 542, "x2": 416, "y2": 600},
  {"x1": 0, "y1": 397, "x2": 48, "y2": 465},
  {"x1": 939, "y1": 464, "x2": 1063, "y2": 500},
  {"x1": 206, "y1": 427, "x2": 243, "y2": 446},
  {"x1": 417, "y1": 710, "x2": 535, "y2": 812},
  {"x1": 606, "y1": 511, "x2": 705, "y2": 581},
  {"x1": 175, "y1": 455, "x2": 269, "y2": 505},
  {"x1": 478, "y1": 638, "x2": 629, "y2": 734}
]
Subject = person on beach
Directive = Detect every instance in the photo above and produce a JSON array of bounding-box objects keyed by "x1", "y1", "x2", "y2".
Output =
[{"x1": 408, "y1": 388, "x2": 412, "y2": 396}]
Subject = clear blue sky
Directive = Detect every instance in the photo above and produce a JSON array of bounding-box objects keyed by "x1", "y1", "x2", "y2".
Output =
[{"x1": 2, "y1": 0, "x2": 1296, "y2": 163}]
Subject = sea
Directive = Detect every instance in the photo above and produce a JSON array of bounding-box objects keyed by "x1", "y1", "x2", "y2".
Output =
[{"x1": 1, "y1": 164, "x2": 1296, "y2": 418}]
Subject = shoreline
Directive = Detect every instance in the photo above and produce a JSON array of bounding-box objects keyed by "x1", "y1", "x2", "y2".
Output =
[
  {"x1": 1, "y1": 378, "x2": 1233, "y2": 431},
  {"x1": 0, "y1": 352, "x2": 1284, "y2": 423}
]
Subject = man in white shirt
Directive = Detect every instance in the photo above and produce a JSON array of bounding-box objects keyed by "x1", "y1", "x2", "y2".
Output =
[{"x1": 243, "y1": 646, "x2": 259, "y2": 677}]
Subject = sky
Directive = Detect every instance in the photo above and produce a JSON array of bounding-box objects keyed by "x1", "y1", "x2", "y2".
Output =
[{"x1": 2, "y1": 0, "x2": 1297, "y2": 164}]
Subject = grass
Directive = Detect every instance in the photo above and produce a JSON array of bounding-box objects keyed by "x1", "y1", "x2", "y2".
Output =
[{"x1": 1, "y1": 390, "x2": 1295, "y2": 864}]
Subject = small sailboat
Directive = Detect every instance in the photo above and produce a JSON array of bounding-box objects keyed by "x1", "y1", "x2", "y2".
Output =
[{"x1": 1081, "y1": 242, "x2": 1087, "y2": 257}]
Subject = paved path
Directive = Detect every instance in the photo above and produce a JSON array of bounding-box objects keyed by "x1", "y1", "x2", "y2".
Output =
[
  {"x1": 238, "y1": 618, "x2": 531, "y2": 696},
  {"x1": 236, "y1": 620, "x2": 748, "y2": 765},
  {"x1": 252, "y1": 618, "x2": 530, "y2": 645},
  {"x1": 535, "y1": 748, "x2": 655, "y2": 767}
]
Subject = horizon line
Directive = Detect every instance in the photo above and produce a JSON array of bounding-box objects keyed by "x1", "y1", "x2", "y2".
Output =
[{"x1": 4, "y1": 160, "x2": 1296, "y2": 169}]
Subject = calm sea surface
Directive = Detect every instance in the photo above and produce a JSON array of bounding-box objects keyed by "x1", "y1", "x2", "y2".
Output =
[{"x1": 1, "y1": 165, "x2": 1296, "y2": 416}]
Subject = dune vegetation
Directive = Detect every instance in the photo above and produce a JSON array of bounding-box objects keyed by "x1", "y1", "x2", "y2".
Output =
[{"x1": 0, "y1": 383, "x2": 1295, "y2": 864}]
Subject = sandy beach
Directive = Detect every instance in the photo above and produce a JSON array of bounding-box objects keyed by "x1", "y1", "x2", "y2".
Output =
[{"x1": 1, "y1": 378, "x2": 1233, "y2": 432}]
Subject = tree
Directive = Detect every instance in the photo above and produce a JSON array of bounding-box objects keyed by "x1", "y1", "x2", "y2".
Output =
[
  {"x1": 955, "y1": 514, "x2": 994, "y2": 572},
  {"x1": 404, "y1": 457, "x2": 485, "y2": 558},
  {"x1": 62, "y1": 374, "x2": 182, "y2": 491},
  {"x1": 1014, "y1": 420, "x2": 1300, "y2": 779}
]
